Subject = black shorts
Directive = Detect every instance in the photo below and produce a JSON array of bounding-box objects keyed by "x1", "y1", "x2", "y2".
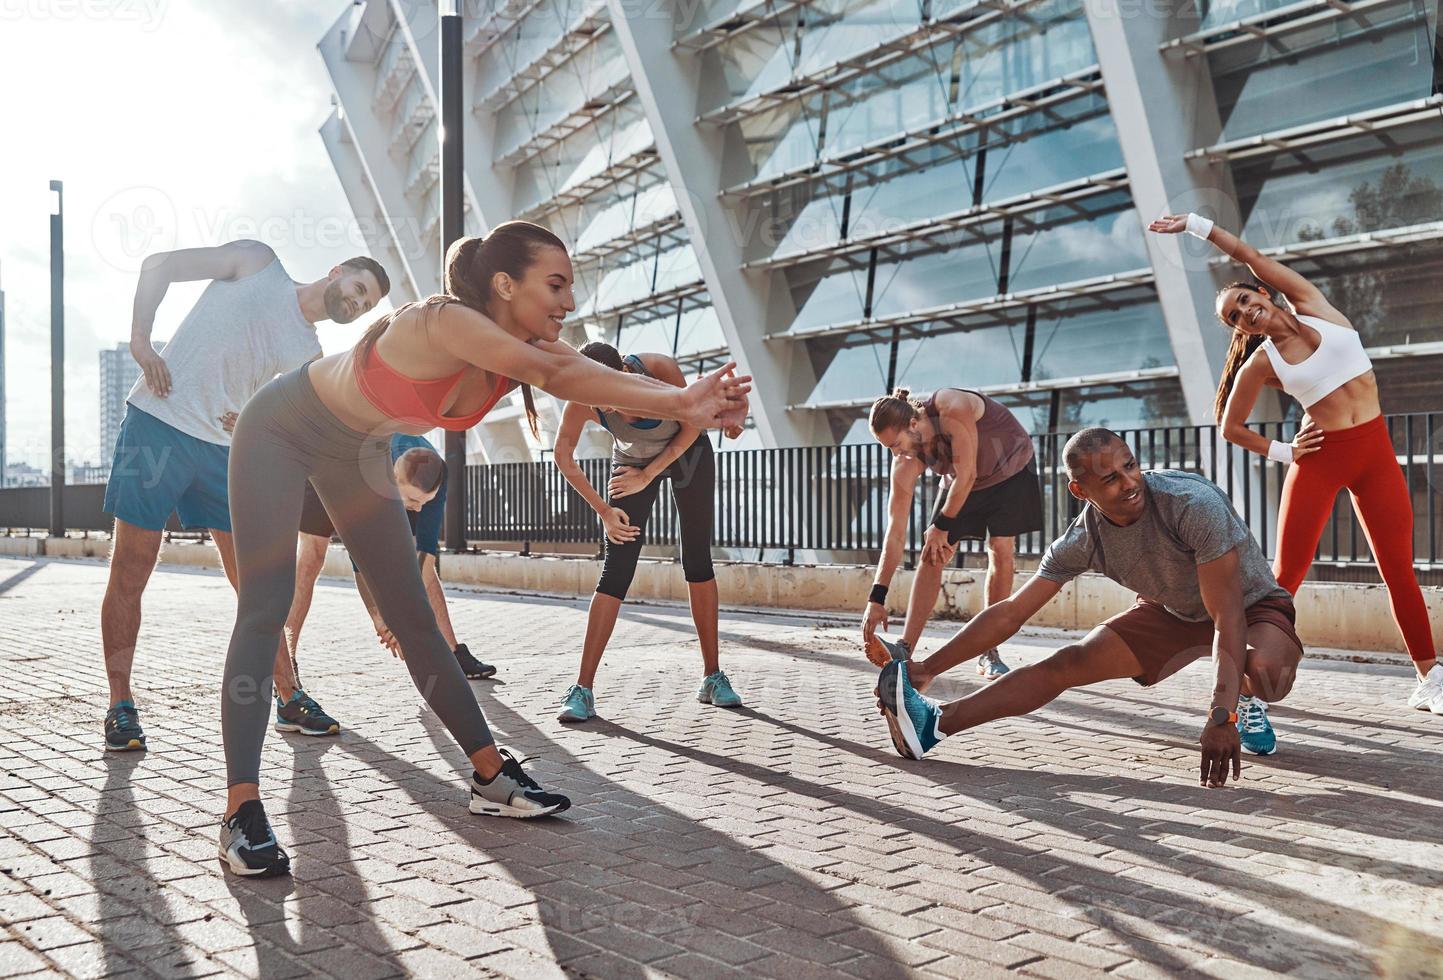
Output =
[
  {"x1": 299, "y1": 481, "x2": 337, "y2": 539},
  {"x1": 298, "y1": 481, "x2": 424, "y2": 545},
  {"x1": 931, "y1": 464, "x2": 1043, "y2": 544}
]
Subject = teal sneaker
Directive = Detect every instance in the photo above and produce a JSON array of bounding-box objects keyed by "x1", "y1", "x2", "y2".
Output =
[
  {"x1": 274, "y1": 691, "x2": 339, "y2": 736},
  {"x1": 557, "y1": 685, "x2": 595, "y2": 724},
  {"x1": 976, "y1": 649, "x2": 1010, "y2": 681},
  {"x1": 878, "y1": 660, "x2": 944, "y2": 760},
  {"x1": 104, "y1": 700, "x2": 146, "y2": 752},
  {"x1": 1237, "y1": 696, "x2": 1276, "y2": 755},
  {"x1": 697, "y1": 670, "x2": 742, "y2": 708}
]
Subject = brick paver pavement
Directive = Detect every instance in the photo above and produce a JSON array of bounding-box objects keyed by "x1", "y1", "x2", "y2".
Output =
[{"x1": 2, "y1": 555, "x2": 1441, "y2": 979}]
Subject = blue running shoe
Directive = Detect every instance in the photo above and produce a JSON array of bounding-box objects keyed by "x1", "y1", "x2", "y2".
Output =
[
  {"x1": 976, "y1": 649, "x2": 1010, "y2": 681},
  {"x1": 274, "y1": 691, "x2": 339, "y2": 736},
  {"x1": 557, "y1": 685, "x2": 595, "y2": 724},
  {"x1": 697, "y1": 670, "x2": 743, "y2": 708},
  {"x1": 877, "y1": 661, "x2": 944, "y2": 760},
  {"x1": 104, "y1": 700, "x2": 146, "y2": 752},
  {"x1": 1237, "y1": 696, "x2": 1276, "y2": 755}
]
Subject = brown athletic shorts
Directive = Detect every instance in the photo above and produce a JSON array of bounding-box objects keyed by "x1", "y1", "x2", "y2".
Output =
[{"x1": 1102, "y1": 594, "x2": 1304, "y2": 687}]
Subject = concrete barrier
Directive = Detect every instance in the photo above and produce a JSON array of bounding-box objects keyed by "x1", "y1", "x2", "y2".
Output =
[{"x1": 9, "y1": 536, "x2": 1434, "y2": 658}]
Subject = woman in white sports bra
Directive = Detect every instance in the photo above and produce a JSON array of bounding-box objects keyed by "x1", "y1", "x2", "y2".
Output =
[{"x1": 1151, "y1": 213, "x2": 1439, "y2": 713}]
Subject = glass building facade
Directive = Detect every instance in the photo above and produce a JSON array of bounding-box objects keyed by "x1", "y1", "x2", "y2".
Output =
[{"x1": 319, "y1": 0, "x2": 1443, "y2": 457}]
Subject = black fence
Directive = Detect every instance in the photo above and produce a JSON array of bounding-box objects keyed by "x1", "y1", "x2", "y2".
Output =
[
  {"x1": 469, "y1": 413, "x2": 1443, "y2": 572},
  {"x1": 5, "y1": 414, "x2": 1440, "y2": 573}
]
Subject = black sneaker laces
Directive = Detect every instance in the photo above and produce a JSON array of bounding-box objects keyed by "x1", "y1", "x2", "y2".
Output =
[
  {"x1": 499, "y1": 750, "x2": 541, "y2": 790},
  {"x1": 232, "y1": 804, "x2": 273, "y2": 849}
]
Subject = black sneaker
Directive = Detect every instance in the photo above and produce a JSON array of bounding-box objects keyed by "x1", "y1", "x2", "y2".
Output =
[
  {"x1": 274, "y1": 691, "x2": 340, "y2": 736},
  {"x1": 468, "y1": 749, "x2": 571, "y2": 818},
  {"x1": 218, "y1": 800, "x2": 291, "y2": 877},
  {"x1": 454, "y1": 643, "x2": 497, "y2": 680},
  {"x1": 104, "y1": 700, "x2": 146, "y2": 751}
]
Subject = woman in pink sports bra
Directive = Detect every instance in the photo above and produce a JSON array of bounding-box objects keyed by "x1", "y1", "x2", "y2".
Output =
[
  {"x1": 1151, "y1": 214, "x2": 1438, "y2": 715},
  {"x1": 213, "y1": 221, "x2": 751, "y2": 878}
]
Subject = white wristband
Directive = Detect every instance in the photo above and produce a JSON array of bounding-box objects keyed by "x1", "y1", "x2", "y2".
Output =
[
  {"x1": 1184, "y1": 212, "x2": 1214, "y2": 241},
  {"x1": 1267, "y1": 440, "x2": 1294, "y2": 465}
]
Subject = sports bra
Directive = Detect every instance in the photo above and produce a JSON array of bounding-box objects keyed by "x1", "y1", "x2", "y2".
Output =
[
  {"x1": 354, "y1": 340, "x2": 514, "y2": 431},
  {"x1": 1259, "y1": 314, "x2": 1372, "y2": 409}
]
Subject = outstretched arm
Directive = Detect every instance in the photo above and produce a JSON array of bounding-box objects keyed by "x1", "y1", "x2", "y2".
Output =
[
  {"x1": 1197, "y1": 547, "x2": 1248, "y2": 788},
  {"x1": 862, "y1": 458, "x2": 922, "y2": 652},
  {"x1": 131, "y1": 240, "x2": 276, "y2": 396},
  {"x1": 1148, "y1": 215, "x2": 1347, "y2": 324},
  {"x1": 434, "y1": 304, "x2": 749, "y2": 429},
  {"x1": 921, "y1": 404, "x2": 979, "y2": 567}
]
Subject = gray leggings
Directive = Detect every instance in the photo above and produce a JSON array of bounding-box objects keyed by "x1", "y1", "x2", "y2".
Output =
[{"x1": 222, "y1": 365, "x2": 493, "y2": 786}]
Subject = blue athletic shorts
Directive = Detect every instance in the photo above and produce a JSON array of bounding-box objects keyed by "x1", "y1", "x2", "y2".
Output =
[{"x1": 103, "y1": 405, "x2": 232, "y2": 532}]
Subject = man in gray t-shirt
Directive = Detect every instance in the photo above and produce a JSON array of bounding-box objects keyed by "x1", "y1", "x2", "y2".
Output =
[{"x1": 874, "y1": 428, "x2": 1305, "y2": 788}]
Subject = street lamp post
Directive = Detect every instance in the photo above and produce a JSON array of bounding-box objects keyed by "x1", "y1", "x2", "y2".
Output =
[
  {"x1": 49, "y1": 180, "x2": 65, "y2": 538},
  {"x1": 440, "y1": 0, "x2": 467, "y2": 553}
]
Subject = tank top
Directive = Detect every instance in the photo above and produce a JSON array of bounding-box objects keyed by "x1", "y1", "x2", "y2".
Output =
[
  {"x1": 921, "y1": 388, "x2": 1034, "y2": 490},
  {"x1": 354, "y1": 337, "x2": 514, "y2": 431},
  {"x1": 597, "y1": 355, "x2": 682, "y2": 465},
  {"x1": 126, "y1": 255, "x2": 321, "y2": 446},
  {"x1": 1258, "y1": 314, "x2": 1372, "y2": 409}
]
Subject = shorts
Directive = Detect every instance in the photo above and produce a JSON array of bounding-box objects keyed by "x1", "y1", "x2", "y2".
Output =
[
  {"x1": 297, "y1": 480, "x2": 443, "y2": 558},
  {"x1": 931, "y1": 463, "x2": 1043, "y2": 544},
  {"x1": 103, "y1": 405, "x2": 232, "y2": 532},
  {"x1": 1103, "y1": 594, "x2": 1304, "y2": 687}
]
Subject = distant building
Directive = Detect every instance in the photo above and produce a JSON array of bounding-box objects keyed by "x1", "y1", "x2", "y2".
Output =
[{"x1": 98, "y1": 341, "x2": 162, "y2": 474}]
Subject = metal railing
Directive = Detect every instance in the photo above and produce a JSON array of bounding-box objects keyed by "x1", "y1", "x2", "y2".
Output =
[
  {"x1": 4, "y1": 414, "x2": 1439, "y2": 573},
  {"x1": 468, "y1": 413, "x2": 1443, "y2": 571}
]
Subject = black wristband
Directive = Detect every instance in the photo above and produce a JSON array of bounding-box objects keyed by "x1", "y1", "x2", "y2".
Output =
[{"x1": 869, "y1": 583, "x2": 888, "y2": 605}]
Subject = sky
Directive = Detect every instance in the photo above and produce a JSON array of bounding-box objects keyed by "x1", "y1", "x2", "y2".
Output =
[{"x1": 0, "y1": 1, "x2": 390, "y2": 468}]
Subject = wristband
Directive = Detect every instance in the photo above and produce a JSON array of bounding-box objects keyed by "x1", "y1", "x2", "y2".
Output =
[
  {"x1": 1184, "y1": 212, "x2": 1214, "y2": 241},
  {"x1": 1266, "y1": 440, "x2": 1294, "y2": 465},
  {"x1": 869, "y1": 583, "x2": 888, "y2": 606}
]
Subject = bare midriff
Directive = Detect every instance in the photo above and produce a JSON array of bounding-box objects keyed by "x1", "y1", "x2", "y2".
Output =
[{"x1": 1301, "y1": 372, "x2": 1382, "y2": 431}]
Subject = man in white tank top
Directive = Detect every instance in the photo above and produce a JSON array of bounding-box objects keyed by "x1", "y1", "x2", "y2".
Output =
[{"x1": 101, "y1": 239, "x2": 390, "y2": 753}]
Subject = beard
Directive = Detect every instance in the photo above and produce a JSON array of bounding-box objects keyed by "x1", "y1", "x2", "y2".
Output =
[{"x1": 323, "y1": 281, "x2": 357, "y2": 323}]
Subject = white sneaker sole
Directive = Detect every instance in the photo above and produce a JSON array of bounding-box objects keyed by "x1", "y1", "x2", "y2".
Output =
[
  {"x1": 216, "y1": 846, "x2": 290, "y2": 878},
  {"x1": 468, "y1": 797, "x2": 567, "y2": 818},
  {"x1": 890, "y1": 667, "x2": 925, "y2": 760},
  {"x1": 274, "y1": 721, "x2": 340, "y2": 736},
  {"x1": 104, "y1": 739, "x2": 145, "y2": 751}
]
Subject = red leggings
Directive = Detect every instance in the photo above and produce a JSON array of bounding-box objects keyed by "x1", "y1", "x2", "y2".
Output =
[{"x1": 1273, "y1": 415, "x2": 1435, "y2": 663}]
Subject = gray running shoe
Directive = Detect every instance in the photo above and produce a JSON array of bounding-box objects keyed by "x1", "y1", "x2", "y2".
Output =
[
  {"x1": 218, "y1": 800, "x2": 290, "y2": 878},
  {"x1": 469, "y1": 749, "x2": 571, "y2": 818},
  {"x1": 976, "y1": 649, "x2": 1010, "y2": 681}
]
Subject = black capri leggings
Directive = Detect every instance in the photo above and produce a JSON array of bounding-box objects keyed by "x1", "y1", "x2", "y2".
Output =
[
  {"x1": 596, "y1": 436, "x2": 715, "y2": 600},
  {"x1": 221, "y1": 366, "x2": 493, "y2": 787}
]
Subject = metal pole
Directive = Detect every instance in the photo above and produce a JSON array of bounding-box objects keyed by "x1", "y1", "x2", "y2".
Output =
[
  {"x1": 440, "y1": 3, "x2": 467, "y2": 553},
  {"x1": 49, "y1": 180, "x2": 65, "y2": 538}
]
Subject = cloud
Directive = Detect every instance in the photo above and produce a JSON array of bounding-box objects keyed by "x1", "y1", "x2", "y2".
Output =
[{"x1": 0, "y1": 2, "x2": 385, "y2": 468}]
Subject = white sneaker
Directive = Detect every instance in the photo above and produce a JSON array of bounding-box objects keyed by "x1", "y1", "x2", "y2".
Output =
[{"x1": 1406, "y1": 665, "x2": 1443, "y2": 712}]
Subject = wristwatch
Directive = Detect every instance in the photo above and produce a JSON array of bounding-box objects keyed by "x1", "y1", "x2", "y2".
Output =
[{"x1": 1207, "y1": 705, "x2": 1238, "y2": 726}]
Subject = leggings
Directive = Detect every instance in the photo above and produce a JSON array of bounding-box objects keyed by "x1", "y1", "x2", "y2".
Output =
[
  {"x1": 221, "y1": 366, "x2": 493, "y2": 786},
  {"x1": 1273, "y1": 414, "x2": 1435, "y2": 663},
  {"x1": 596, "y1": 436, "x2": 716, "y2": 600}
]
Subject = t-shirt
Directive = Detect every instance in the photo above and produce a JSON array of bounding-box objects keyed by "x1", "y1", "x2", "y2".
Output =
[
  {"x1": 1036, "y1": 470, "x2": 1288, "y2": 622},
  {"x1": 391, "y1": 433, "x2": 446, "y2": 557},
  {"x1": 127, "y1": 254, "x2": 321, "y2": 446}
]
